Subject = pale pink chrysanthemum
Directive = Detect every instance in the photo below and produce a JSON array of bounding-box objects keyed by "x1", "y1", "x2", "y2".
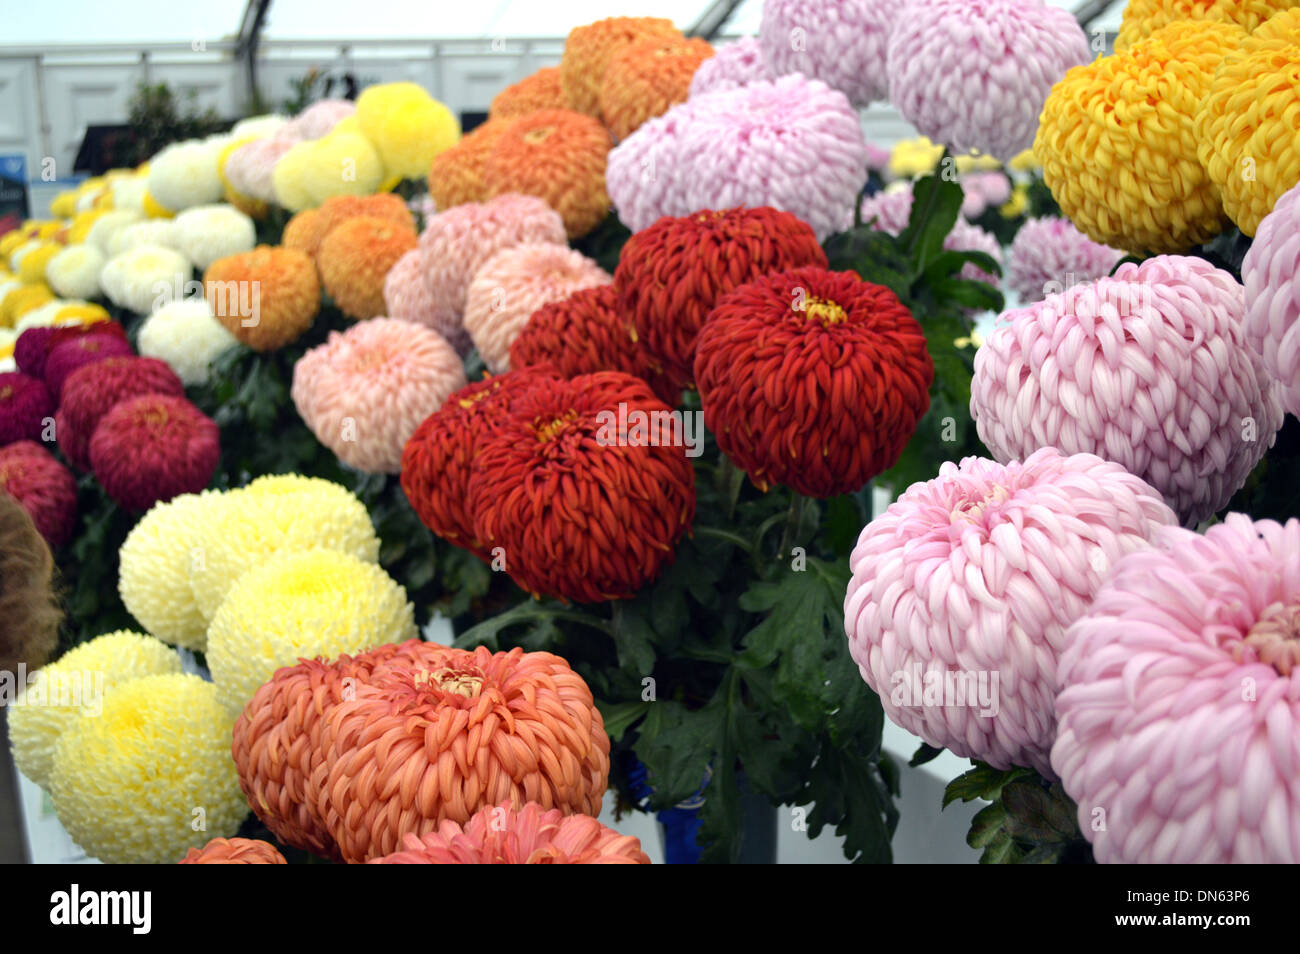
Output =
[
  {"x1": 856, "y1": 185, "x2": 1002, "y2": 287},
  {"x1": 972, "y1": 255, "x2": 1284, "y2": 526},
  {"x1": 463, "y1": 243, "x2": 611, "y2": 373},
  {"x1": 1053, "y1": 514, "x2": 1300, "y2": 863},
  {"x1": 383, "y1": 248, "x2": 472, "y2": 355},
  {"x1": 1242, "y1": 180, "x2": 1300, "y2": 417},
  {"x1": 418, "y1": 194, "x2": 566, "y2": 324},
  {"x1": 1006, "y1": 216, "x2": 1124, "y2": 303},
  {"x1": 605, "y1": 107, "x2": 698, "y2": 233},
  {"x1": 844, "y1": 448, "x2": 1177, "y2": 777},
  {"x1": 759, "y1": 0, "x2": 894, "y2": 105},
  {"x1": 281, "y1": 99, "x2": 356, "y2": 141},
  {"x1": 960, "y1": 171, "x2": 1012, "y2": 219},
  {"x1": 888, "y1": 0, "x2": 1091, "y2": 161},
  {"x1": 291, "y1": 318, "x2": 467, "y2": 474},
  {"x1": 224, "y1": 136, "x2": 297, "y2": 204},
  {"x1": 688, "y1": 36, "x2": 771, "y2": 97},
  {"x1": 864, "y1": 142, "x2": 891, "y2": 174}
]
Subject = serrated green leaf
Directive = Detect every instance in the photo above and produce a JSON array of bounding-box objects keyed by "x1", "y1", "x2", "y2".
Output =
[
  {"x1": 909, "y1": 742, "x2": 945, "y2": 767},
  {"x1": 967, "y1": 801, "x2": 1008, "y2": 848},
  {"x1": 1000, "y1": 777, "x2": 1079, "y2": 844},
  {"x1": 596, "y1": 700, "x2": 650, "y2": 743},
  {"x1": 943, "y1": 762, "x2": 1033, "y2": 807}
]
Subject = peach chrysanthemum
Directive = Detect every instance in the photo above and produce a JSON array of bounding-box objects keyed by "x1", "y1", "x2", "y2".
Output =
[
  {"x1": 383, "y1": 249, "x2": 470, "y2": 353},
  {"x1": 600, "y1": 36, "x2": 715, "y2": 141},
  {"x1": 204, "y1": 245, "x2": 319, "y2": 351},
  {"x1": 490, "y1": 67, "x2": 568, "y2": 120},
  {"x1": 298, "y1": 193, "x2": 416, "y2": 260},
  {"x1": 317, "y1": 216, "x2": 418, "y2": 321},
  {"x1": 281, "y1": 206, "x2": 320, "y2": 255},
  {"x1": 179, "y1": 837, "x2": 287, "y2": 864}
]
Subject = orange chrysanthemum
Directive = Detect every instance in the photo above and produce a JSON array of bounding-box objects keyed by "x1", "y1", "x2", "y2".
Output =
[
  {"x1": 178, "y1": 837, "x2": 287, "y2": 864},
  {"x1": 371, "y1": 801, "x2": 650, "y2": 864},
  {"x1": 1114, "y1": 0, "x2": 1296, "y2": 50},
  {"x1": 204, "y1": 246, "x2": 320, "y2": 351},
  {"x1": 429, "y1": 120, "x2": 509, "y2": 211},
  {"x1": 305, "y1": 193, "x2": 416, "y2": 259},
  {"x1": 483, "y1": 110, "x2": 612, "y2": 239},
  {"x1": 600, "y1": 36, "x2": 715, "y2": 141},
  {"x1": 281, "y1": 207, "x2": 321, "y2": 256},
  {"x1": 509, "y1": 284, "x2": 680, "y2": 405},
  {"x1": 490, "y1": 67, "x2": 569, "y2": 121},
  {"x1": 468, "y1": 371, "x2": 696, "y2": 602},
  {"x1": 317, "y1": 216, "x2": 418, "y2": 320},
  {"x1": 560, "y1": 16, "x2": 682, "y2": 118},
  {"x1": 319, "y1": 644, "x2": 611, "y2": 863}
]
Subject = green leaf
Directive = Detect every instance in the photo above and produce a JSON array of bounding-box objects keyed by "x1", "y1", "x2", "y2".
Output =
[
  {"x1": 898, "y1": 170, "x2": 963, "y2": 274},
  {"x1": 611, "y1": 602, "x2": 657, "y2": 674},
  {"x1": 596, "y1": 700, "x2": 651, "y2": 743},
  {"x1": 943, "y1": 762, "x2": 1032, "y2": 807},
  {"x1": 633, "y1": 700, "x2": 719, "y2": 806},
  {"x1": 909, "y1": 743, "x2": 945, "y2": 767},
  {"x1": 967, "y1": 801, "x2": 1008, "y2": 848},
  {"x1": 1000, "y1": 778, "x2": 1080, "y2": 845}
]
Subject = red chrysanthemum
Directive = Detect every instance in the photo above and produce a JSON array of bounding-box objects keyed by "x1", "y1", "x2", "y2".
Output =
[
  {"x1": 468, "y1": 371, "x2": 696, "y2": 602},
  {"x1": 88, "y1": 394, "x2": 219, "y2": 512},
  {"x1": 55, "y1": 356, "x2": 184, "y2": 471},
  {"x1": 614, "y1": 207, "x2": 828, "y2": 386},
  {"x1": 0, "y1": 372, "x2": 53, "y2": 448},
  {"x1": 0, "y1": 440, "x2": 77, "y2": 548},
  {"x1": 695, "y1": 265, "x2": 934, "y2": 497},
  {"x1": 509, "y1": 285, "x2": 680, "y2": 405},
  {"x1": 370, "y1": 801, "x2": 650, "y2": 864},
  {"x1": 43, "y1": 333, "x2": 134, "y2": 398},
  {"x1": 178, "y1": 837, "x2": 287, "y2": 864},
  {"x1": 400, "y1": 366, "x2": 560, "y2": 559},
  {"x1": 15, "y1": 322, "x2": 127, "y2": 380},
  {"x1": 319, "y1": 644, "x2": 611, "y2": 863}
]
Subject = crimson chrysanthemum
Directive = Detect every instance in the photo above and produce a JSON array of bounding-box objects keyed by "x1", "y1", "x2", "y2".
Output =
[
  {"x1": 318, "y1": 644, "x2": 611, "y2": 863},
  {"x1": 55, "y1": 356, "x2": 184, "y2": 471},
  {"x1": 89, "y1": 394, "x2": 219, "y2": 512},
  {"x1": 467, "y1": 371, "x2": 695, "y2": 602},
  {"x1": 613, "y1": 207, "x2": 827, "y2": 387},
  {"x1": 178, "y1": 837, "x2": 287, "y2": 864},
  {"x1": 0, "y1": 372, "x2": 53, "y2": 448},
  {"x1": 0, "y1": 440, "x2": 76, "y2": 548},
  {"x1": 43, "y1": 332, "x2": 134, "y2": 398},
  {"x1": 14, "y1": 321, "x2": 125, "y2": 381},
  {"x1": 695, "y1": 266, "x2": 933, "y2": 498},
  {"x1": 371, "y1": 801, "x2": 650, "y2": 864}
]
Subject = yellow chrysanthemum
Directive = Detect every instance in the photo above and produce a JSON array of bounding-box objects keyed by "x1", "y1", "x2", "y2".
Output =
[
  {"x1": 888, "y1": 136, "x2": 946, "y2": 179},
  {"x1": 302, "y1": 130, "x2": 386, "y2": 207},
  {"x1": 206, "y1": 547, "x2": 416, "y2": 714},
  {"x1": 1007, "y1": 148, "x2": 1042, "y2": 173},
  {"x1": 65, "y1": 209, "x2": 107, "y2": 244},
  {"x1": 49, "y1": 673, "x2": 246, "y2": 864},
  {"x1": 142, "y1": 190, "x2": 175, "y2": 218},
  {"x1": 1115, "y1": 0, "x2": 1297, "y2": 51},
  {"x1": 954, "y1": 152, "x2": 1004, "y2": 174},
  {"x1": 188, "y1": 475, "x2": 381, "y2": 621},
  {"x1": 0, "y1": 231, "x2": 26, "y2": 259},
  {"x1": 16, "y1": 243, "x2": 59, "y2": 284},
  {"x1": 49, "y1": 190, "x2": 79, "y2": 219},
  {"x1": 8, "y1": 630, "x2": 181, "y2": 788},
  {"x1": 52, "y1": 302, "x2": 109, "y2": 326},
  {"x1": 0, "y1": 283, "x2": 55, "y2": 327},
  {"x1": 1035, "y1": 20, "x2": 1243, "y2": 253},
  {"x1": 271, "y1": 140, "x2": 316, "y2": 212},
  {"x1": 356, "y1": 81, "x2": 461, "y2": 181},
  {"x1": 1250, "y1": 6, "x2": 1300, "y2": 42},
  {"x1": 1000, "y1": 183, "x2": 1030, "y2": 218},
  {"x1": 1196, "y1": 38, "x2": 1300, "y2": 235},
  {"x1": 33, "y1": 222, "x2": 63, "y2": 241}
]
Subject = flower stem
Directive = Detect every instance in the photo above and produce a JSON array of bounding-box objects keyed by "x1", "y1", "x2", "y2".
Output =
[{"x1": 777, "y1": 492, "x2": 814, "y2": 559}]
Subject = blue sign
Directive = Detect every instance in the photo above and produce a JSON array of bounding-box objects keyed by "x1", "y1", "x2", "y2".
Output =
[{"x1": 0, "y1": 154, "x2": 30, "y2": 230}]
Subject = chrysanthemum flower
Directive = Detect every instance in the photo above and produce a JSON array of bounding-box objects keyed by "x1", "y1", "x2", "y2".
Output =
[
  {"x1": 147, "y1": 140, "x2": 226, "y2": 211},
  {"x1": 356, "y1": 82, "x2": 460, "y2": 181},
  {"x1": 972, "y1": 255, "x2": 1284, "y2": 526},
  {"x1": 291, "y1": 318, "x2": 467, "y2": 474},
  {"x1": 371, "y1": 801, "x2": 650, "y2": 864},
  {"x1": 0, "y1": 372, "x2": 52, "y2": 447},
  {"x1": 41, "y1": 244, "x2": 101, "y2": 302},
  {"x1": 760, "y1": 0, "x2": 894, "y2": 105},
  {"x1": 100, "y1": 244, "x2": 192, "y2": 314},
  {"x1": 0, "y1": 493, "x2": 60, "y2": 678},
  {"x1": 281, "y1": 98, "x2": 355, "y2": 140},
  {"x1": 696, "y1": 266, "x2": 933, "y2": 497},
  {"x1": 302, "y1": 129, "x2": 389, "y2": 208},
  {"x1": 85, "y1": 209, "x2": 145, "y2": 254},
  {"x1": 317, "y1": 216, "x2": 418, "y2": 321},
  {"x1": 600, "y1": 36, "x2": 715, "y2": 141},
  {"x1": 1006, "y1": 216, "x2": 1124, "y2": 303},
  {"x1": 15, "y1": 243, "x2": 60, "y2": 287},
  {"x1": 15, "y1": 321, "x2": 125, "y2": 380},
  {"x1": 1196, "y1": 39, "x2": 1300, "y2": 236},
  {"x1": 490, "y1": 66, "x2": 568, "y2": 120},
  {"x1": 319, "y1": 644, "x2": 611, "y2": 862},
  {"x1": 614, "y1": 207, "x2": 827, "y2": 387},
  {"x1": 187, "y1": 474, "x2": 380, "y2": 621},
  {"x1": 428, "y1": 120, "x2": 509, "y2": 210},
  {"x1": 204, "y1": 245, "x2": 319, "y2": 351},
  {"x1": 9, "y1": 630, "x2": 181, "y2": 788},
  {"x1": 383, "y1": 249, "x2": 470, "y2": 353},
  {"x1": 0, "y1": 284, "x2": 54, "y2": 327},
  {"x1": 90, "y1": 394, "x2": 219, "y2": 512},
  {"x1": 464, "y1": 243, "x2": 611, "y2": 373},
  {"x1": 1036, "y1": 21, "x2": 1243, "y2": 253},
  {"x1": 889, "y1": 0, "x2": 1090, "y2": 161},
  {"x1": 281, "y1": 206, "x2": 320, "y2": 255},
  {"x1": 207, "y1": 548, "x2": 416, "y2": 714},
  {"x1": 469, "y1": 371, "x2": 695, "y2": 601},
  {"x1": 171, "y1": 204, "x2": 256, "y2": 270},
  {"x1": 688, "y1": 36, "x2": 771, "y2": 96},
  {"x1": 179, "y1": 837, "x2": 287, "y2": 864},
  {"x1": 43, "y1": 332, "x2": 134, "y2": 397},
  {"x1": 960, "y1": 171, "x2": 1013, "y2": 219},
  {"x1": 845, "y1": 449, "x2": 1178, "y2": 778},
  {"x1": 56, "y1": 356, "x2": 182, "y2": 471},
  {"x1": 510, "y1": 285, "x2": 680, "y2": 405},
  {"x1": 304, "y1": 192, "x2": 416, "y2": 260},
  {"x1": 49, "y1": 673, "x2": 245, "y2": 864},
  {"x1": 1115, "y1": 0, "x2": 1294, "y2": 50},
  {"x1": 1243, "y1": 181, "x2": 1300, "y2": 415},
  {"x1": 1054, "y1": 513, "x2": 1300, "y2": 862},
  {"x1": 482, "y1": 109, "x2": 612, "y2": 239},
  {"x1": 105, "y1": 219, "x2": 176, "y2": 257},
  {"x1": 560, "y1": 16, "x2": 682, "y2": 118},
  {"x1": 137, "y1": 298, "x2": 238, "y2": 387},
  {"x1": 224, "y1": 136, "x2": 296, "y2": 205}
]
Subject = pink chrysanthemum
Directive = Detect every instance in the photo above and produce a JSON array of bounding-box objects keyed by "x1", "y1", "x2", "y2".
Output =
[
  {"x1": 55, "y1": 356, "x2": 184, "y2": 472},
  {"x1": 282, "y1": 99, "x2": 355, "y2": 141},
  {"x1": 418, "y1": 194, "x2": 567, "y2": 324},
  {"x1": 291, "y1": 317, "x2": 467, "y2": 474},
  {"x1": 463, "y1": 243, "x2": 611, "y2": 373},
  {"x1": 0, "y1": 372, "x2": 53, "y2": 448},
  {"x1": 1006, "y1": 216, "x2": 1125, "y2": 303},
  {"x1": 960, "y1": 171, "x2": 1012, "y2": 219},
  {"x1": 0, "y1": 440, "x2": 77, "y2": 548},
  {"x1": 608, "y1": 75, "x2": 867, "y2": 240},
  {"x1": 972, "y1": 255, "x2": 1284, "y2": 526},
  {"x1": 844, "y1": 448, "x2": 1178, "y2": 777},
  {"x1": 887, "y1": 0, "x2": 1091, "y2": 161},
  {"x1": 383, "y1": 248, "x2": 472, "y2": 354},
  {"x1": 1053, "y1": 514, "x2": 1300, "y2": 863},
  {"x1": 857, "y1": 186, "x2": 1003, "y2": 287},
  {"x1": 688, "y1": 36, "x2": 771, "y2": 96},
  {"x1": 224, "y1": 136, "x2": 297, "y2": 205},
  {"x1": 759, "y1": 0, "x2": 894, "y2": 105},
  {"x1": 43, "y1": 333, "x2": 134, "y2": 399},
  {"x1": 371, "y1": 801, "x2": 650, "y2": 864},
  {"x1": 89, "y1": 394, "x2": 219, "y2": 512},
  {"x1": 1242, "y1": 181, "x2": 1300, "y2": 417}
]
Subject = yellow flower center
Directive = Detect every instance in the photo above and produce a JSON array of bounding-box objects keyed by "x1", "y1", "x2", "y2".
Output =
[
  {"x1": 0, "y1": 385, "x2": 12, "y2": 401},
  {"x1": 1238, "y1": 603, "x2": 1300, "y2": 676},
  {"x1": 523, "y1": 127, "x2": 553, "y2": 144},
  {"x1": 420, "y1": 666, "x2": 485, "y2": 698},
  {"x1": 803, "y1": 296, "x2": 847, "y2": 326},
  {"x1": 536, "y1": 409, "x2": 578, "y2": 442}
]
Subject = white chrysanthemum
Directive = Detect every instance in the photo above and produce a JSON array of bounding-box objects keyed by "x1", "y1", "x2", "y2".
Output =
[
  {"x1": 147, "y1": 139, "x2": 225, "y2": 211},
  {"x1": 231, "y1": 114, "x2": 288, "y2": 140},
  {"x1": 137, "y1": 297, "x2": 238, "y2": 386},
  {"x1": 45, "y1": 244, "x2": 105, "y2": 300},
  {"x1": 14, "y1": 299, "x2": 84, "y2": 332},
  {"x1": 86, "y1": 210, "x2": 145, "y2": 254},
  {"x1": 107, "y1": 219, "x2": 177, "y2": 257},
  {"x1": 109, "y1": 175, "x2": 148, "y2": 214},
  {"x1": 172, "y1": 204, "x2": 256, "y2": 270},
  {"x1": 0, "y1": 328, "x2": 16, "y2": 372},
  {"x1": 100, "y1": 244, "x2": 193, "y2": 314}
]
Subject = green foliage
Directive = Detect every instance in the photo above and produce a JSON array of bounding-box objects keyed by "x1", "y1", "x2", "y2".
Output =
[
  {"x1": 945, "y1": 761, "x2": 1093, "y2": 864},
  {"x1": 123, "y1": 82, "x2": 226, "y2": 166}
]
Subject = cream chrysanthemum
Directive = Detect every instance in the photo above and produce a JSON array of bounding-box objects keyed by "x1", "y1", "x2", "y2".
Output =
[
  {"x1": 49, "y1": 673, "x2": 246, "y2": 864},
  {"x1": 171, "y1": 204, "x2": 256, "y2": 270},
  {"x1": 100, "y1": 245, "x2": 192, "y2": 315},
  {"x1": 85, "y1": 210, "x2": 144, "y2": 255},
  {"x1": 231, "y1": 114, "x2": 289, "y2": 140},
  {"x1": 45, "y1": 245, "x2": 105, "y2": 300},
  {"x1": 109, "y1": 175, "x2": 148, "y2": 215},
  {"x1": 206, "y1": 548, "x2": 416, "y2": 714},
  {"x1": 137, "y1": 298, "x2": 238, "y2": 386},
  {"x1": 147, "y1": 140, "x2": 225, "y2": 211},
  {"x1": 107, "y1": 219, "x2": 177, "y2": 257},
  {"x1": 8, "y1": 630, "x2": 181, "y2": 788}
]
